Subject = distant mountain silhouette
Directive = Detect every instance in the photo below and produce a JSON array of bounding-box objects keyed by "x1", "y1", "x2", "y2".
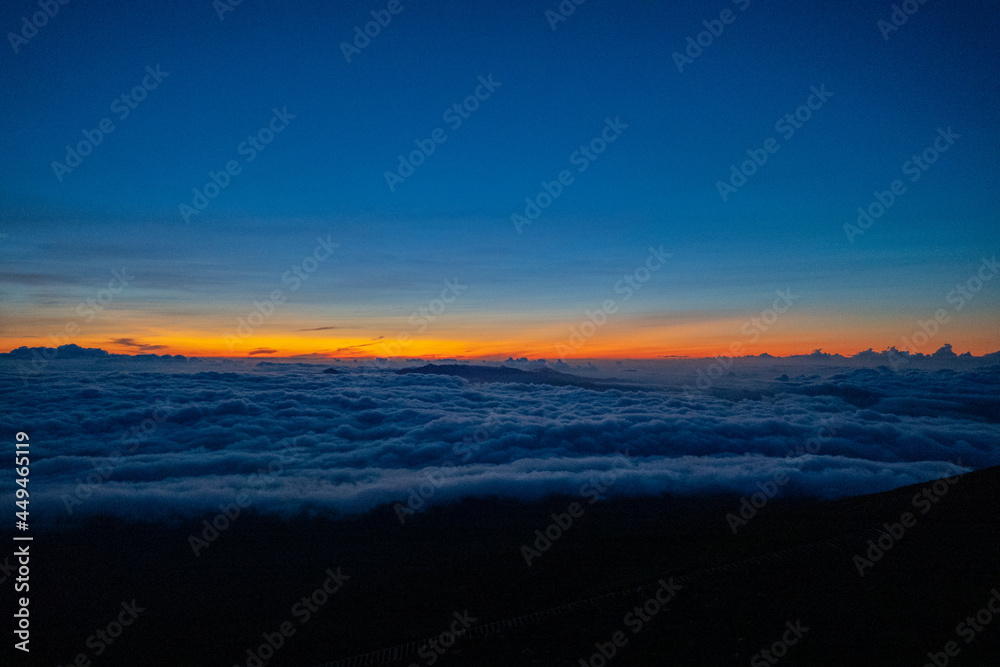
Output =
[{"x1": 396, "y1": 363, "x2": 624, "y2": 389}]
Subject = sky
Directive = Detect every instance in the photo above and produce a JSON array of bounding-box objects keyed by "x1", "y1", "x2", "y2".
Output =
[{"x1": 1, "y1": 0, "x2": 998, "y2": 359}]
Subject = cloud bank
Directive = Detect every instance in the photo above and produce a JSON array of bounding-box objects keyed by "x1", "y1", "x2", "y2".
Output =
[{"x1": 2, "y1": 357, "x2": 997, "y2": 520}]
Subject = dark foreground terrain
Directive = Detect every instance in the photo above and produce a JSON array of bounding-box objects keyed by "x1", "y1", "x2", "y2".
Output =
[{"x1": 13, "y1": 465, "x2": 1000, "y2": 666}]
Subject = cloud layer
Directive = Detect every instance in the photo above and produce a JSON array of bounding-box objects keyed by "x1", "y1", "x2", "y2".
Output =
[{"x1": 2, "y1": 358, "x2": 997, "y2": 520}]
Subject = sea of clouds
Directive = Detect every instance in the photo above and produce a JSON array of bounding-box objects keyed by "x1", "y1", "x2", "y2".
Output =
[{"x1": 2, "y1": 354, "x2": 998, "y2": 520}]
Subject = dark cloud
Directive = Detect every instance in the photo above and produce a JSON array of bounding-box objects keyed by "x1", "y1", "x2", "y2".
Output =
[
  {"x1": 1, "y1": 357, "x2": 997, "y2": 520},
  {"x1": 248, "y1": 348, "x2": 278, "y2": 356},
  {"x1": 1, "y1": 344, "x2": 110, "y2": 359},
  {"x1": 330, "y1": 338, "x2": 383, "y2": 354},
  {"x1": 110, "y1": 337, "x2": 167, "y2": 351},
  {"x1": 296, "y1": 326, "x2": 342, "y2": 331},
  {"x1": 0, "y1": 271, "x2": 82, "y2": 286}
]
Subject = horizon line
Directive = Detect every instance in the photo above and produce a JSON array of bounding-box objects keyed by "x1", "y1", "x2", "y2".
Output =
[{"x1": 2, "y1": 342, "x2": 997, "y2": 363}]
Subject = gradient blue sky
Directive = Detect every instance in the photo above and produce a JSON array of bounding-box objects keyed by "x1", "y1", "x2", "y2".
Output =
[{"x1": 1, "y1": 0, "x2": 998, "y2": 357}]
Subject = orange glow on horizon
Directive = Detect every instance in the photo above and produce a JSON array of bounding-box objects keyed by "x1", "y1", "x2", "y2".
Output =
[
  {"x1": 2, "y1": 308, "x2": 997, "y2": 360},
  {"x1": 3, "y1": 329, "x2": 996, "y2": 360}
]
